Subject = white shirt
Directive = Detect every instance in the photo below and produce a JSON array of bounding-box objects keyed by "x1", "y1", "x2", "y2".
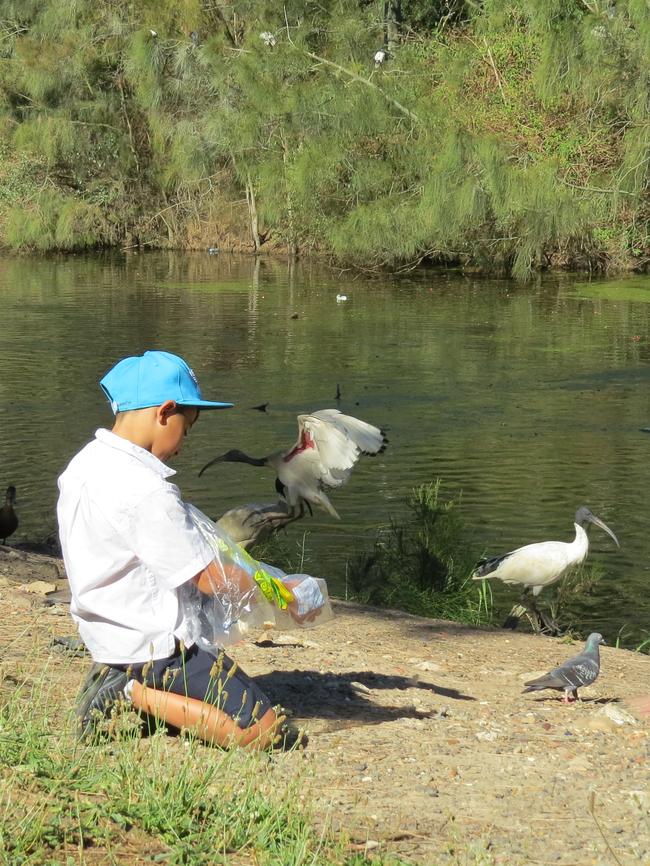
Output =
[{"x1": 57, "y1": 429, "x2": 215, "y2": 664}]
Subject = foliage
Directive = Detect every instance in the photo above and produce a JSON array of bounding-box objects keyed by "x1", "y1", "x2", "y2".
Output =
[
  {"x1": 347, "y1": 481, "x2": 493, "y2": 625},
  {"x1": 0, "y1": 1, "x2": 647, "y2": 274}
]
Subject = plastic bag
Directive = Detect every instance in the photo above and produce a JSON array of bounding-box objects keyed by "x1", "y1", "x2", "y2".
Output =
[{"x1": 178, "y1": 504, "x2": 333, "y2": 649}]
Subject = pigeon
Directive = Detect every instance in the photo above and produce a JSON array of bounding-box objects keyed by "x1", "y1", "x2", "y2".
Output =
[{"x1": 522, "y1": 633, "x2": 605, "y2": 703}]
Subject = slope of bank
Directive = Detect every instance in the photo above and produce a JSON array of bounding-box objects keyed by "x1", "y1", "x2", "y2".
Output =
[{"x1": 1, "y1": 544, "x2": 649, "y2": 865}]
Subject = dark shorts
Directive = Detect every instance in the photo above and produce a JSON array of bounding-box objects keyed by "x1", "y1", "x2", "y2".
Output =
[{"x1": 115, "y1": 643, "x2": 272, "y2": 729}]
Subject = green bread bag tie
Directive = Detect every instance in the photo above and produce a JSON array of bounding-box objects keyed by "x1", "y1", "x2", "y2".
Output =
[{"x1": 253, "y1": 569, "x2": 294, "y2": 609}]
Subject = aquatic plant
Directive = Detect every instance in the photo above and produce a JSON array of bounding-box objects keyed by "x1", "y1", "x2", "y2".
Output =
[{"x1": 347, "y1": 480, "x2": 493, "y2": 625}]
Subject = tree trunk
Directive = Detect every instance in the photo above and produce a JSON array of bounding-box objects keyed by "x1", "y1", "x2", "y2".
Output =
[
  {"x1": 384, "y1": 0, "x2": 401, "y2": 53},
  {"x1": 245, "y1": 174, "x2": 261, "y2": 253}
]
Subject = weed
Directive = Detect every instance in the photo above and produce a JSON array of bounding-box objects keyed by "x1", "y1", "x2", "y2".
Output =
[
  {"x1": 347, "y1": 480, "x2": 493, "y2": 626},
  {"x1": 0, "y1": 674, "x2": 408, "y2": 865}
]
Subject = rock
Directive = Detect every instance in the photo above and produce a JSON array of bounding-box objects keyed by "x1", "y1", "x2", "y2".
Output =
[
  {"x1": 349, "y1": 681, "x2": 372, "y2": 695},
  {"x1": 51, "y1": 636, "x2": 88, "y2": 656},
  {"x1": 585, "y1": 703, "x2": 638, "y2": 733},
  {"x1": 43, "y1": 588, "x2": 72, "y2": 605},
  {"x1": 17, "y1": 580, "x2": 57, "y2": 595},
  {"x1": 475, "y1": 730, "x2": 499, "y2": 742},
  {"x1": 45, "y1": 604, "x2": 68, "y2": 617},
  {"x1": 413, "y1": 660, "x2": 442, "y2": 672},
  {"x1": 597, "y1": 703, "x2": 637, "y2": 726}
]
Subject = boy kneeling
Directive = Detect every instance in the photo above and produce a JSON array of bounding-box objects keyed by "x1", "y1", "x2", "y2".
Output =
[{"x1": 58, "y1": 351, "x2": 301, "y2": 748}]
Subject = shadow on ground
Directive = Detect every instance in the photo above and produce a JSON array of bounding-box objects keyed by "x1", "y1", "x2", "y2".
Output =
[{"x1": 255, "y1": 668, "x2": 475, "y2": 728}]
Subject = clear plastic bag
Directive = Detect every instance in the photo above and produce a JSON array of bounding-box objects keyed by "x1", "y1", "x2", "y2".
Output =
[{"x1": 179, "y1": 504, "x2": 333, "y2": 649}]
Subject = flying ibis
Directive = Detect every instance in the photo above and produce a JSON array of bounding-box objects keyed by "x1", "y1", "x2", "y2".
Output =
[
  {"x1": 199, "y1": 409, "x2": 387, "y2": 519},
  {"x1": 472, "y1": 506, "x2": 619, "y2": 633}
]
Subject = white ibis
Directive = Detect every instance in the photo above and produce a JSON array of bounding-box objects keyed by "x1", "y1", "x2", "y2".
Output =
[
  {"x1": 0, "y1": 485, "x2": 18, "y2": 544},
  {"x1": 472, "y1": 506, "x2": 619, "y2": 632},
  {"x1": 374, "y1": 49, "x2": 388, "y2": 67},
  {"x1": 199, "y1": 409, "x2": 387, "y2": 519}
]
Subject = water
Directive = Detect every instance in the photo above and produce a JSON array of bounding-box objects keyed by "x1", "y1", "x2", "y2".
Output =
[{"x1": 1, "y1": 252, "x2": 649, "y2": 647}]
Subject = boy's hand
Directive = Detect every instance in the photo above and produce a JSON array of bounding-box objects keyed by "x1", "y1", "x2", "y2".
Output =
[{"x1": 282, "y1": 577, "x2": 324, "y2": 624}]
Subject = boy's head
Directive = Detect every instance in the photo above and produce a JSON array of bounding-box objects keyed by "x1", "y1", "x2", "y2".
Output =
[
  {"x1": 100, "y1": 351, "x2": 232, "y2": 414},
  {"x1": 100, "y1": 351, "x2": 232, "y2": 462}
]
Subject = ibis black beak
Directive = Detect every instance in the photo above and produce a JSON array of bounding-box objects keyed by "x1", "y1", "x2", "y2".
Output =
[
  {"x1": 587, "y1": 513, "x2": 620, "y2": 548},
  {"x1": 198, "y1": 454, "x2": 226, "y2": 477}
]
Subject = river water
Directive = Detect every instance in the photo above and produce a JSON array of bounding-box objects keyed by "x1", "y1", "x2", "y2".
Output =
[{"x1": 1, "y1": 252, "x2": 649, "y2": 647}]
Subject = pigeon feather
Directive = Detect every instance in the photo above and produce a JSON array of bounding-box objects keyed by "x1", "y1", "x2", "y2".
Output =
[{"x1": 523, "y1": 633, "x2": 604, "y2": 700}]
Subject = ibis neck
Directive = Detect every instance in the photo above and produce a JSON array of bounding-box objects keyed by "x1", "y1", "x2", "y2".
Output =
[
  {"x1": 230, "y1": 451, "x2": 267, "y2": 467},
  {"x1": 571, "y1": 522, "x2": 589, "y2": 561}
]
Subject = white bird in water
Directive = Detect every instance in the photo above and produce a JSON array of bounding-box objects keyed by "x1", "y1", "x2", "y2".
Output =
[
  {"x1": 199, "y1": 409, "x2": 387, "y2": 519},
  {"x1": 472, "y1": 506, "x2": 619, "y2": 633},
  {"x1": 374, "y1": 48, "x2": 388, "y2": 67}
]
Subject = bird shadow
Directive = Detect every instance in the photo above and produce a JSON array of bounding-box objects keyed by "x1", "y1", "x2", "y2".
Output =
[{"x1": 253, "y1": 668, "x2": 476, "y2": 726}]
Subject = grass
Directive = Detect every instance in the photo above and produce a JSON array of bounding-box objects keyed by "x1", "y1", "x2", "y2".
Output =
[
  {"x1": 614, "y1": 626, "x2": 650, "y2": 654},
  {"x1": 346, "y1": 481, "x2": 494, "y2": 626},
  {"x1": 0, "y1": 672, "x2": 409, "y2": 866}
]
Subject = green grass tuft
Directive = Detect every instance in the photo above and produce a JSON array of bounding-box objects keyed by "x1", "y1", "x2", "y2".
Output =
[
  {"x1": 0, "y1": 673, "x2": 410, "y2": 865},
  {"x1": 347, "y1": 480, "x2": 493, "y2": 626}
]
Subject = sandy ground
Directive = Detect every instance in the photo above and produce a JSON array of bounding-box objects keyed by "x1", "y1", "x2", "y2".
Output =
[{"x1": 1, "y1": 544, "x2": 649, "y2": 865}]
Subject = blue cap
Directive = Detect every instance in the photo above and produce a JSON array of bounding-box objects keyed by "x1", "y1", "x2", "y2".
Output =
[{"x1": 100, "y1": 351, "x2": 234, "y2": 414}]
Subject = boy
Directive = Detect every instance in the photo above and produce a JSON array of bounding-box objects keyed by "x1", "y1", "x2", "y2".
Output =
[{"x1": 58, "y1": 350, "x2": 294, "y2": 748}]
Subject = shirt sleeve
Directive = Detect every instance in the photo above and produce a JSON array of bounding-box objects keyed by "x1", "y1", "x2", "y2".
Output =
[{"x1": 126, "y1": 485, "x2": 215, "y2": 591}]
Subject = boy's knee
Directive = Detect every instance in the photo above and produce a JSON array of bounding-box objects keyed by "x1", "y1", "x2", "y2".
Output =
[{"x1": 240, "y1": 706, "x2": 283, "y2": 749}]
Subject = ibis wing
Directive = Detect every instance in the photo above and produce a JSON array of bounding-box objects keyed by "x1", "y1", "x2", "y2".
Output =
[
  {"x1": 297, "y1": 414, "x2": 365, "y2": 489},
  {"x1": 472, "y1": 540, "x2": 574, "y2": 587},
  {"x1": 310, "y1": 409, "x2": 387, "y2": 455},
  {"x1": 472, "y1": 550, "x2": 514, "y2": 579}
]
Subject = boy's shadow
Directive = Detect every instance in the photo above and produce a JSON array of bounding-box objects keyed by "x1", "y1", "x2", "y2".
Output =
[{"x1": 254, "y1": 668, "x2": 475, "y2": 726}]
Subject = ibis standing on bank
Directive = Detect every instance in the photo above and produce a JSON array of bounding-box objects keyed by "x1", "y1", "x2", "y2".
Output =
[{"x1": 472, "y1": 506, "x2": 619, "y2": 632}]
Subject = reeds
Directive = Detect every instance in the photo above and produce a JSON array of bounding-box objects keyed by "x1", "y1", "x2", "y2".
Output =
[{"x1": 347, "y1": 480, "x2": 494, "y2": 626}]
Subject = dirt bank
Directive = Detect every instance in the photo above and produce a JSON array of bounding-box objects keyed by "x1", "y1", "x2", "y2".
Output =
[{"x1": 1, "y1": 544, "x2": 649, "y2": 865}]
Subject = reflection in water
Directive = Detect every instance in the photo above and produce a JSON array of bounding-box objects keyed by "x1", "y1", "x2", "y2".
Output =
[{"x1": 1, "y1": 253, "x2": 650, "y2": 646}]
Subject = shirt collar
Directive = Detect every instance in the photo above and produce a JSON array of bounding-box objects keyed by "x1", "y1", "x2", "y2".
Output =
[{"x1": 95, "y1": 429, "x2": 177, "y2": 478}]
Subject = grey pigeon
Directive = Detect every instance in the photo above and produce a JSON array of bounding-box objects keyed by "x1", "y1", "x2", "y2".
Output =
[{"x1": 522, "y1": 633, "x2": 605, "y2": 703}]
